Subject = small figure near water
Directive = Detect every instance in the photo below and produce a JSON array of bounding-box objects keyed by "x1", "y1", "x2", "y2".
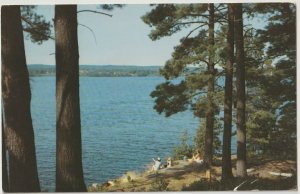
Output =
[
  {"x1": 151, "y1": 157, "x2": 162, "y2": 171},
  {"x1": 188, "y1": 149, "x2": 204, "y2": 164}
]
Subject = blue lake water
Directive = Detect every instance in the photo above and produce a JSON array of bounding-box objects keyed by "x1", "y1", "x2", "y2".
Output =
[{"x1": 30, "y1": 76, "x2": 202, "y2": 191}]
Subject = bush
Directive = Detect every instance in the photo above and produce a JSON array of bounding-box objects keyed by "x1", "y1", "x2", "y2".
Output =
[
  {"x1": 194, "y1": 118, "x2": 221, "y2": 157},
  {"x1": 172, "y1": 129, "x2": 194, "y2": 160}
]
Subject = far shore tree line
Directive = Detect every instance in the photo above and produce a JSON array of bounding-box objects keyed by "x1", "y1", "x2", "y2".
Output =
[{"x1": 1, "y1": 3, "x2": 296, "y2": 192}]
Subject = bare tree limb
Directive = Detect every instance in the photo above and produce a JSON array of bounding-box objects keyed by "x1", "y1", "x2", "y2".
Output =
[
  {"x1": 77, "y1": 10, "x2": 112, "y2": 17},
  {"x1": 78, "y1": 23, "x2": 97, "y2": 44},
  {"x1": 21, "y1": 16, "x2": 36, "y2": 27}
]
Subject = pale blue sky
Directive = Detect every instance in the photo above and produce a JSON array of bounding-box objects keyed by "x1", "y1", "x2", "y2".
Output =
[
  {"x1": 24, "y1": 4, "x2": 191, "y2": 66},
  {"x1": 24, "y1": 4, "x2": 267, "y2": 66}
]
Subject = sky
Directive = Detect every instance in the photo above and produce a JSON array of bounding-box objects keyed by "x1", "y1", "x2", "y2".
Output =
[
  {"x1": 23, "y1": 4, "x2": 270, "y2": 66},
  {"x1": 24, "y1": 4, "x2": 191, "y2": 66}
]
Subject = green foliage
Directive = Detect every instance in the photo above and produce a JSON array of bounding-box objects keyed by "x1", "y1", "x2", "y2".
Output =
[
  {"x1": 142, "y1": 4, "x2": 208, "y2": 41},
  {"x1": 145, "y1": 3, "x2": 296, "y2": 165},
  {"x1": 245, "y1": 3, "x2": 296, "y2": 160},
  {"x1": 246, "y1": 110, "x2": 275, "y2": 155},
  {"x1": 150, "y1": 81, "x2": 190, "y2": 117},
  {"x1": 160, "y1": 30, "x2": 209, "y2": 80},
  {"x1": 172, "y1": 130, "x2": 194, "y2": 160},
  {"x1": 194, "y1": 119, "x2": 221, "y2": 156},
  {"x1": 99, "y1": 4, "x2": 123, "y2": 11},
  {"x1": 144, "y1": 4, "x2": 225, "y2": 121},
  {"x1": 21, "y1": 6, "x2": 52, "y2": 44}
]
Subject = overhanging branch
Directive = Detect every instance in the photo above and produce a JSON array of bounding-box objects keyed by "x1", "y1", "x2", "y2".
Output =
[
  {"x1": 21, "y1": 16, "x2": 54, "y2": 40},
  {"x1": 77, "y1": 10, "x2": 113, "y2": 17},
  {"x1": 78, "y1": 23, "x2": 97, "y2": 44}
]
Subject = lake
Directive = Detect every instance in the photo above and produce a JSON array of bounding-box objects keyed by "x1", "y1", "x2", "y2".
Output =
[{"x1": 30, "y1": 76, "x2": 201, "y2": 191}]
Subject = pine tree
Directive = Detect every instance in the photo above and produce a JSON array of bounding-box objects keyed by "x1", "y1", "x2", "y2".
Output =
[
  {"x1": 221, "y1": 3, "x2": 234, "y2": 180},
  {"x1": 203, "y1": 3, "x2": 215, "y2": 166},
  {"x1": 55, "y1": 5, "x2": 86, "y2": 191},
  {"x1": 246, "y1": 3, "x2": 296, "y2": 159},
  {"x1": 143, "y1": 4, "x2": 226, "y2": 164},
  {"x1": 1, "y1": 5, "x2": 40, "y2": 192},
  {"x1": 235, "y1": 3, "x2": 247, "y2": 177}
]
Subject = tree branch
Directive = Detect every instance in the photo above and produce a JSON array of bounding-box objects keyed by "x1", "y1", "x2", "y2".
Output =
[
  {"x1": 77, "y1": 10, "x2": 112, "y2": 17},
  {"x1": 192, "y1": 90, "x2": 207, "y2": 98},
  {"x1": 183, "y1": 23, "x2": 207, "y2": 41},
  {"x1": 78, "y1": 23, "x2": 97, "y2": 44},
  {"x1": 21, "y1": 16, "x2": 35, "y2": 27},
  {"x1": 21, "y1": 16, "x2": 54, "y2": 40},
  {"x1": 187, "y1": 13, "x2": 209, "y2": 18},
  {"x1": 22, "y1": 28, "x2": 54, "y2": 40}
]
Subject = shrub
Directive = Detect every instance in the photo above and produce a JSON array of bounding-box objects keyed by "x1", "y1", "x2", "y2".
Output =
[{"x1": 172, "y1": 129, "x2": 194, "y2": 160}]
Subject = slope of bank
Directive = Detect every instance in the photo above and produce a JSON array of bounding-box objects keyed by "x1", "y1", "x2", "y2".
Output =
[{"x1": 88, "y1": 156, "x2": 297, "y2": 192}]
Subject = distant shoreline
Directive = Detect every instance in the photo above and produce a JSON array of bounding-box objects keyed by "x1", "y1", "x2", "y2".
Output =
[
  {"x1": 29, "y1": 75, "x2": 162, "y2": 78},
  {"x1": 28, "y1": 64, "x2": 162, "y2": 77}
]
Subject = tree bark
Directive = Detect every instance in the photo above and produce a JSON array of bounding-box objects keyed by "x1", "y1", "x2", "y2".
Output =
[
  {"x1": 1, "y1": 5, "x2": 40, "y2": 192},
  {"x1": 55, "y1": 5, "x2": 87, "y2": 192},
  {"x1": 221, "y1": 4, "x2": 234, "y2": 180},
  {"x1": 2, "y1": 115, "x2": 9, "y2": 192},
  {"x1": 204, "y1": 3, "x2": 215, "y2": 166},
  {"x1": 235, "y1": 3, "x2": 247, "y2": 177}
]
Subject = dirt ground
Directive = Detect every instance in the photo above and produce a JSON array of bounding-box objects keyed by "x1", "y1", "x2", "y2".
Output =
[{"x1": 88, "y1": 156, "x2": 297, "y2": 192}]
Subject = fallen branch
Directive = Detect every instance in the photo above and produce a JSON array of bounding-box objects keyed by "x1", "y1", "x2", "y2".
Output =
[{"x1": 233, "y1": 180, "x2": 248, "y2": 191}]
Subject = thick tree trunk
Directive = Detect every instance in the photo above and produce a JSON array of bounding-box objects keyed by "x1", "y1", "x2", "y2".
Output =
[
  {"x1": 221, "y1": 4, "x2": 234, "y2": 180},
  {"x1": 1, "y1": 5, "x2": 40, "y2": 192},
  {"x1": 204, "y1": 3, "x2": 215, "y2": 166},
  {"x1": 55, "y1": 5, "x2": 86, "y2": 192},
  {"x1": 2, "y1": 116, "x2": 9, "y2": 192},
  {"x1": 235, "y1": 3, "x2": 247, "y2": 177}
]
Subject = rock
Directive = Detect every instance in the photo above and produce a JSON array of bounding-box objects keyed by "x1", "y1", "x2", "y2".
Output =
[
  {"x1": 108, "y1": 180, "x2": 115, "y2": 186},
  {"x1": 268, "y1": 171, "x2": 293, "y2": 177},
  {"x1": 92, "y1": 183, "x2": 99, "y2": 188},
  {"x1": 269, "y1": 171, "x2": 281, "y2": 176},
  {"x1": 247, "y1": 168, "x2": 255, "y2": 173},
  {"x1": 281, "y1": 173, "x2": 293, "y2": 177}
]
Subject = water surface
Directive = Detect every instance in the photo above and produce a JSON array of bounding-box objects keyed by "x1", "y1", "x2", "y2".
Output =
[{"x1": 30, "y1": 76, "x2": 199, "y2": 191}]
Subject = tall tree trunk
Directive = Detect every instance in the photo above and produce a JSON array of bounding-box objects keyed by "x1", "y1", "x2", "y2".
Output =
[
  {"x1": 2, "y1": 115, "x2": 9, "y2": 192},
  {"x1": 1, "y1": 5, "x2": 40, "y2": 192},
  {"x1": 204, "y1": 3, "x2": 215, "y2": 166},
  {"x1": 55, "y1": 5, "x2": 86, "y2": 192},
  {"x1": 235, "y1": 3, "x2": 247, "y2": 177},
  {"x1": 221, "y1": 4, "x2": 234, "y2": 180}
]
